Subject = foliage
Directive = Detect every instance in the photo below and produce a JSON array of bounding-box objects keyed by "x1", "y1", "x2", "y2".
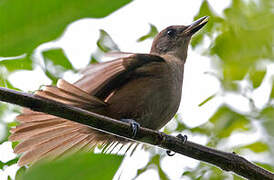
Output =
[
  {"x1": 0, "y1": 0, "x2": 132, "y2": 57},
  {"x1": 137, "y1": 24, "x2": 159, "y2": 42},
  {"x1": 0, "y1": 0, "x2": 273, "y2": 179},
  {"x1": 19, "y1": 153, "x2": 123, "y2": 180}
]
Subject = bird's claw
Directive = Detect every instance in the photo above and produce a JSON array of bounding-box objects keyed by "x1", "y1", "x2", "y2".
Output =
[
  {"x1": 166, "y1": 134, "x2": 188, "y2": 156},
  {"x1": 177, "y1": 134, "x2": 187, "y2": 143},
  {"x1": 120, "y1": 119, "x2": 140, "y2": 138}
]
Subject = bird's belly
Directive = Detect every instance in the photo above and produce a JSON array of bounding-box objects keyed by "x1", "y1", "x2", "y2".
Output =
[{"x1": 105, "y1": 76, "x2": 182, "y2": 130}]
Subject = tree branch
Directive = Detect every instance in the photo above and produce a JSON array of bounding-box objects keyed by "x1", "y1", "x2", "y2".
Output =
[{"x1": 0, "y1": 87, "x2": 273, "y2": 180}]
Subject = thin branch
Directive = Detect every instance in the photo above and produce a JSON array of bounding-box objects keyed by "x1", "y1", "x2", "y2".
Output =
[{"x1": 0, "y1": 87, "x2": 273, "y2": 180}]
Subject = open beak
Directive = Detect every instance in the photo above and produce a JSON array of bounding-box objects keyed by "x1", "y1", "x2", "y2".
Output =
[{"x1": 184, "y1": 16, "x2": 209, "y2": 35}]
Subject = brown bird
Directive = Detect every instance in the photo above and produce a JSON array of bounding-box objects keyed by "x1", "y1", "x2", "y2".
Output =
[{"x1": 9, "y1": 16, "x2": 209, "y2": 166}]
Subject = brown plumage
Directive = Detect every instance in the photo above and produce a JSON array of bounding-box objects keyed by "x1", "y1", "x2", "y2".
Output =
[{"x1": 9, "y1": 16, "x2": 209, "y2": 166}]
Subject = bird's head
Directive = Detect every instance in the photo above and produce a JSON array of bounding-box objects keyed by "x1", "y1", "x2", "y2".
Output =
[{"x1": 150, "y1": 16, "x2": 209, "y2": 61}]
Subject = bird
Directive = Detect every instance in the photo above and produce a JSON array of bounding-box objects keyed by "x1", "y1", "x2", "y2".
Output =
[{"x1": 9, "y1": 16, "x2": 209, "y2": 166}]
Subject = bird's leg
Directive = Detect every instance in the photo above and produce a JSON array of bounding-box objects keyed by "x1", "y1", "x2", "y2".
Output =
[
  {"x1": 166, "y1": 134, "x2": 188, "y2": 156},
  {"x1": 120, "y1": 119, "x2": 140, "y2": 139}
]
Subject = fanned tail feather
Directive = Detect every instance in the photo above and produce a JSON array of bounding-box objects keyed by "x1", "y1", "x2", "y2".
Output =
[
  {"x1": 9, "y1": 79, "x2": 112, "y2": 166},
  {"x1": 10, "y1": 79, "x2": 139, "y2": 166}
]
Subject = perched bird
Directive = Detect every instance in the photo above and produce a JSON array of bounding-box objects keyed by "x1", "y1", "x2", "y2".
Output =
[{"x1": 9, "y1": 16, "x2": 209, "y2": 166}]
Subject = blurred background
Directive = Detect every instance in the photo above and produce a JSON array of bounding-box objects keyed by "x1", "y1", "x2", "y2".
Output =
[{"x1": 0, "y1": 0, "x2": 273, "y2": 179}]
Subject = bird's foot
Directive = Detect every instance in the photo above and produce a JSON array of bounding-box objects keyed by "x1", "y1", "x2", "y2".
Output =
[
  {"x1": 177, "y1": 134, "x2": 188, "y2": 143},
  {"x1": 120, "y1": 119, "x2": 140, "y2": 139},
  {"x1": 166, "y1": 134, "x2": 188, "y2": 156}
]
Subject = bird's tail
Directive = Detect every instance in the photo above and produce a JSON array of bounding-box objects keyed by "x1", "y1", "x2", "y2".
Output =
[{"x1": 9, "y1": 79, "x2": 115, "y2": 166}]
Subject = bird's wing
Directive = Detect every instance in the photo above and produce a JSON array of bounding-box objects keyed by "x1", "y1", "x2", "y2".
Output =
[
  {"x1": 75, "y1": 53, "x2": 165, "y2": 99},
  {"x1": 10, "y1": 54, "x2": 165, "y2": 166}
]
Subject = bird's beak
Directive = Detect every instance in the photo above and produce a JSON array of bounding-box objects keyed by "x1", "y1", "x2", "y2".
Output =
[{"x1": 184, "y1": 16, "x2": 209, "y2": 35}]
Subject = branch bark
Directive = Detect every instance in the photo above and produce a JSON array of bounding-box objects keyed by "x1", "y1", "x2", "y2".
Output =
[{"x1": 0, "y1": 87, "x2": 273, "y2": 180}]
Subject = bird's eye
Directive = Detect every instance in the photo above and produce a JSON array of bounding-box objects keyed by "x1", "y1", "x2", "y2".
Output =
[{"x1": 167, "y1": 29, "x2": 176, "y2": 37}]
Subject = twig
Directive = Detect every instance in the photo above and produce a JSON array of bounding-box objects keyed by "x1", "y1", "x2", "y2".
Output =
[{"x1": 0, "y1": 87, "x2": 273, "y2": 180}]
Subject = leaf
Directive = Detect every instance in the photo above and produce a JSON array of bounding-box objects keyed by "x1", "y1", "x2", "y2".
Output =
[
  {"x1": 0, "y1": 0, "x2": 132, "y2": 57},
  {"x1": 191, "y1": 0, "x2": 223, "y2": 48},
  {"x1": 89, "y1": 56, "x2": 100, "y2": 64},
  {"x1": 249, "y1": 68, "x2": 266, "y2": 89},
  {"x1": 15, "y1": 167, "x2": 27, "y2": 180},
  {"x1": 270, "y1": 79, "x2": 274, "y2": 99},
  {"x1": 19, "y1": 153, "x2": 123, "y2": 180},
  {"x1": 241, "y1": 141, "x2": 269, "y2": 153},
  {"x1": 198, "y1": 94, "x2": 216, "y2": 107},
  {"x1": 45, "y1": 70, "x2": 58, "y2": 85},
  {"x1": 0, "y1": 157, "x2": 19, "y2": 170},
  {"x1": 136, "y1": 154, "x2": 169, "y2": 180},
  {"x1": 260, "y1": 106, "x2": 274, "y2": 137},
  {"x1": 0, "y1": 56, "x2": 33, "y2": 72},
  {"x1": 42, "y1": 48, "x2": 74, "y2": 71},
  {"x1": 209, "y1": 105, "x2": 250, "y2": 138},
  {"x1": 137, "y1": 24, "x2": 158, "y2": 42},
  {"x1": 209, "y1": 0, "x2": 273, "y2": 90},
  {"x1": 254, "y1": 162, "x2": 274, "y2": 172},
  {"x1": 41, "y1": 48, "x2": 75, "y2": 84},
  {"x1": 0, "y1": 71, "x2": 20, "y2": 90},
  {"x1": 97, "y1": 30, "x2": 120, "y2": 53}
]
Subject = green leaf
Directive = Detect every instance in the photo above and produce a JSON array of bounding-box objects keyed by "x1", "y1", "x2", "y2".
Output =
[
  {"x1": 97, "y1": 30, "x2": 120, "y2": 53},
  {"x1": 209, "y1": 105, "x2": 250, "y2": 138},
  {"x1": 237, "y1": 141, "x2": 269, "y2": 153},
  {"x1": 19, "y1": 153, "x2": 123, "y2": 180},
  {"x1": 136, "y1": 154, "x2": 169, "y2": 180},
  {"x1": 44, "y1": 70, "x2": 58, "y2": 85},
  {"x1": 191, "y1": 0, "x2": 223, "y2": 48},
  {"x1": 15, "y1": 167, "x2": 27, "y2": 180},
  {"x1": 254, "y1": 162, "x2": 274, "y2": 172},
  {"x1": 209, "y1": 0, "x2": 273, "y2": 90},
  {"x1": 260, "y1": 106, "x2": 274, "y2": 136},
  {"x1": 198, "y1": 94, "x2": 216, "y2": 107},
  {"x1": 0, "y1": 71, "x2": 20, "y2": 90},
  {"x1": 137, "y1": 24, "x2": 158, "y2": 42},
  {"x1": 42, "y1": 48, "x2": 74, "y2": 71},
  {"x1": 0, "y1": 0, "x2": 132, "y2": 56},
  {"x1": 0, "y1": 56, "x2": 33, "y2": 72},
  {"x1": 41, "y1": 48, "x2": 75, "y2": 84},
  {"x1": 270, "y1": 79, "x2": 274, "y2": 99},
  {"x1": 15, "y1": 166, "x2": 27, "y2": 180},
  {"x1": 249, "y1": 68, "x2": 266, "y2": 89},
  {"x1": 89, "y1": 56, "x2": 100, "y2": 64},
  {"x1": 0, "y1": 157, "x2": 19, "y2": 170}
]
